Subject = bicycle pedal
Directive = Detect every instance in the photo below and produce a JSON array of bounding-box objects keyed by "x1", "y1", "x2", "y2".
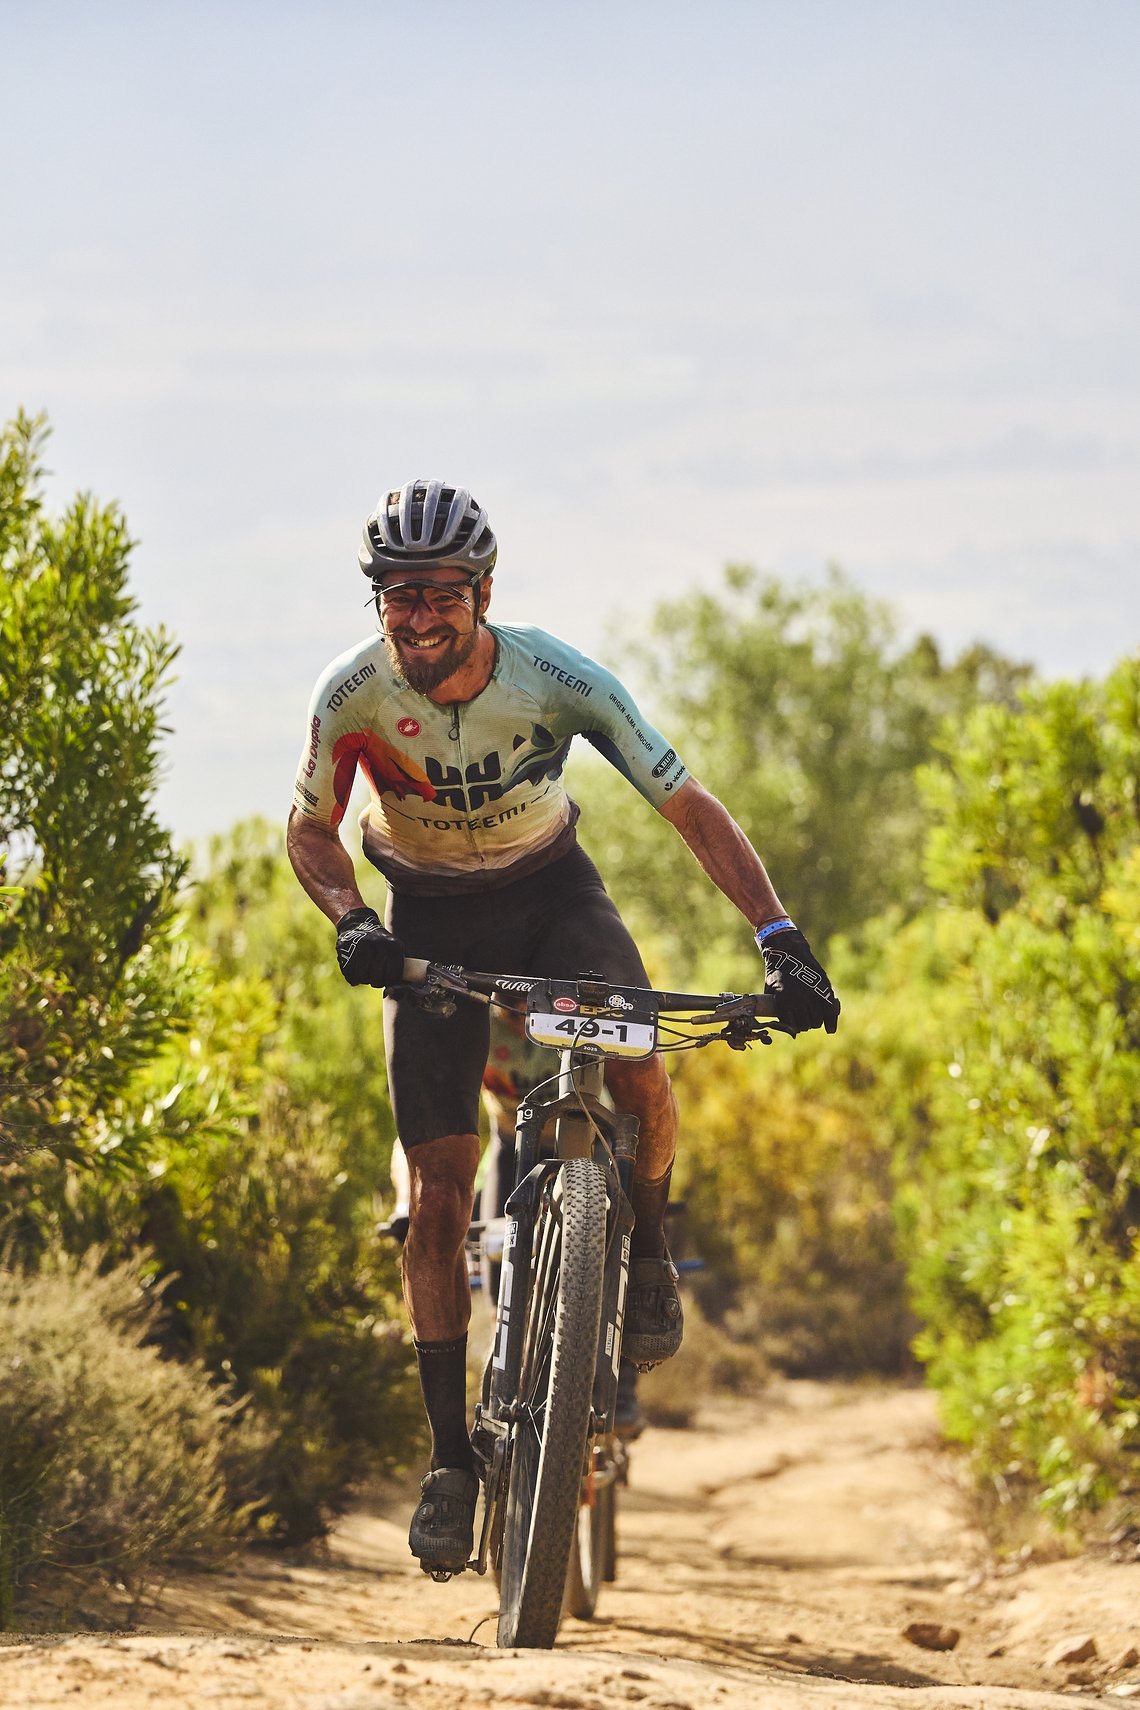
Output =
[{"x1": 424, "y1": 1564, "x2": 457, "y2": 1583}]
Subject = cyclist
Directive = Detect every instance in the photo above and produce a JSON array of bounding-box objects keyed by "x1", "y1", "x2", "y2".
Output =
[{"x1": 287, "y1": 479, "x2": 840, "y2": 1574}]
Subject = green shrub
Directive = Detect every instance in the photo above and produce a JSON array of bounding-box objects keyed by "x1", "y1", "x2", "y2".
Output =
[
  {"x1": 0, "y1": 1250, "x2": 259, "y2": 1627},
  {"x1": 22, "y1": 823, "x2": 425, "y2": 1545},
  {"x1": 658, "y1": 904, "x2": 976, "y2": 1383},
  {"x1": 50, "y1": 1048, "x2": 425, "y2": 1546},
  {"x1": 165, "y1": 825, "x2": 423, "y2": 1539},
  {"x1": 669, "y1": 946, "x2": 924, "y2": 1379},
  {"x1": 0, "y1": 424, "x2": 421, "y2": 1580},
  {"x1": 567, "y1": 566, "x2": 1029, "y2": 977},
  {"x1": 186, "y1": 817, "x2": 396, "y2": 1175},
  {"x1": 0, "y1": 411, "x2": 189, "y2": 1176},
  {"x1": 134, "y1": 1090, "x2": 425, "y2": 1543},
  {"x1": 901, "y1": 662, "x2": 1140, "y2": 1529}
]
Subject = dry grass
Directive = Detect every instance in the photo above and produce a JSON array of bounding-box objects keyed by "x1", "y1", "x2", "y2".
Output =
[{"x1": 0, "y1": 1250, "x2": 260, "y2": 1628}]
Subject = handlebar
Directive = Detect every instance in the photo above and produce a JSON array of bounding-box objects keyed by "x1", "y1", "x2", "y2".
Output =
[
  {"x1": 400, "y1": 958, "x2": 779, "y2": 1013},
  {"x1": 394, "y1": 959, "x2": 787, "y2": 1048}
]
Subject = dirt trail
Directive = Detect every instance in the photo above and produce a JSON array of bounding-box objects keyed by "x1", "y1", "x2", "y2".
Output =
[{"x1": 4, "y1": 1380, "x2": 1140, "y2": 1709}]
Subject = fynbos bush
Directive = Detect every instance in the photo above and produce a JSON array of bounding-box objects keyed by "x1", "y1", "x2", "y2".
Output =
[{"x1": 0, "y1": 1251, "x2": 259, "y2": 1626}]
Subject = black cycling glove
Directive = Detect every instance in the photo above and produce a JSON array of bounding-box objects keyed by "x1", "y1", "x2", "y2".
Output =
[
  {"x1": 757, "y1": 920, "x2": 840, "y2": 1036},
  {"x1": 335, "y1": 906, "x2": 406, "y2": 988}
]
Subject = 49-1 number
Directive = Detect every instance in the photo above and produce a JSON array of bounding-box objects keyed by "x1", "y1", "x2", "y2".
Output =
[{"x1": 555, "y1": 1018, "x2": 627, "y2": 1040}]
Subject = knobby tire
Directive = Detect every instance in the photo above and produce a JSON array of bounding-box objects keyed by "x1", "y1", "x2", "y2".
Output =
[{"x1": 496, "y1": 1158, "x2": 607, "y2": 1648}]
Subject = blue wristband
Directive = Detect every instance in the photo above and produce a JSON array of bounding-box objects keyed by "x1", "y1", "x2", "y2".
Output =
[{"x1": 755, "y1": 917, "x2": 795, "y2": 946}]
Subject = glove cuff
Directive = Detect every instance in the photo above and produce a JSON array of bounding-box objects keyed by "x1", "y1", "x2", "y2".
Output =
[
  {"x1": 336, "y1": 905, "x2": 382, "y2": 933},
  {"x1": 755, "y1": 916, "x2": 796, "y2": 946}
]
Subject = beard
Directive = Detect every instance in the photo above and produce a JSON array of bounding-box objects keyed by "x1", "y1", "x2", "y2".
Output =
[{"x1": 383, "y1": 622, "x2": 479, "y2": 694}]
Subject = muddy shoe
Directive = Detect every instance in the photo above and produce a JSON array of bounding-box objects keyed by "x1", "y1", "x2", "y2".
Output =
[
  {"x1": 408, "y1": 1467, "x2": 479, "y2": 1574},
  {"x1": 621, "y1": 1254, "x2": 684, "y2": 1369}
]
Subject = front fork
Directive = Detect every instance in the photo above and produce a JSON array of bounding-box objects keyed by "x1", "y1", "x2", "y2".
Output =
[{"x1": 591, "y1": 1110, "x2": 638, "y2": 1434}]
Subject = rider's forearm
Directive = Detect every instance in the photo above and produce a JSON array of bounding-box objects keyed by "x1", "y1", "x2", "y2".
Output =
[
  {"x1": 658, "y1": 777, "x2": 788, "y2": 930},
  {"x1": 286, "y1": 807, "x2": 368, "y2": 925}
]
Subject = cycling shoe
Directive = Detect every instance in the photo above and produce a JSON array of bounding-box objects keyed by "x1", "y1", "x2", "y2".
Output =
[
  {"x1": 621, "y1": 1253, "x2": 684, "y2": 1369},
  {"x1": 408, "y1": 1467, "x2": 479, "y2": 1573}
]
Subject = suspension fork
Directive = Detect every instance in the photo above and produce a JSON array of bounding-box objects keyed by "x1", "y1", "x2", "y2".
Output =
[
  {"x1": 558, "y1": 1047, "x2": 643, "y2": 1425},
  {"x1": 485, "y1": 1095, "x2": 548, "y2": 1421},
  {"x1": 592, "y1": 1108, "x2": 638, "y2": 1430}
]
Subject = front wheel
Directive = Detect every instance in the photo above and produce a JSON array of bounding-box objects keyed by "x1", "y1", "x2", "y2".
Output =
[{"x1": 497, "y1": 1158, "x2": 607, "y2": 1648}]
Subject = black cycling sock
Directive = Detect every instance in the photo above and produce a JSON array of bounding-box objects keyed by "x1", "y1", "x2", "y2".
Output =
[
  {"x1": 414, "y1": 1335, "x2": 476, "y2": 1472},
  {"x1": 629, "y1": 1165, "x2": 672, "y2": 1259}
]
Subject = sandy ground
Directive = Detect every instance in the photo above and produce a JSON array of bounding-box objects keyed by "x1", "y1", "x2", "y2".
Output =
[{"x1": 4, "y1": 1380, "x2": 1140, "y2": 1709}]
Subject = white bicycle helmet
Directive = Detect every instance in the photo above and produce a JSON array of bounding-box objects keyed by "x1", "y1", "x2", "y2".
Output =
[{"x1": 359, "y1": 480, "x2": 498, "y2": 583}]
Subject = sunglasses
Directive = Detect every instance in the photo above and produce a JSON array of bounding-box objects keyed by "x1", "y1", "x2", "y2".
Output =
[{"x1": 376, "y1": 579, "x2": 475, "y2": 617}]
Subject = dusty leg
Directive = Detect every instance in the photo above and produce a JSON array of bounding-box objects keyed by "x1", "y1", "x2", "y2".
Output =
[
  {"x1": 404, "y1": 1132, "x2": 480, "y2": 1472},
  {"x1": 605, "y1": 1053, "x2": 678, "y2": 1257}
]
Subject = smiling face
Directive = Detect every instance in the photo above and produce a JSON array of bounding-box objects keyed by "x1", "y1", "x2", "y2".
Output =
[{"x1": 377, "y1": 564, "x2": 492, "y2": 694}]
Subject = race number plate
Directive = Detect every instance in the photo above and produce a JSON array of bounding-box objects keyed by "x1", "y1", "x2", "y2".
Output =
[{"x1": 525, "y1": 1011, "x2": 658, "y2": 1059}]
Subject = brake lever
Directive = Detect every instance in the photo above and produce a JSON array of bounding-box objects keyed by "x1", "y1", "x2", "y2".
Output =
[
  {"x1": 386, "y1": 963, "x2": 487, "y2": 1018},
  {"x1": 388, "y1": 983, "x2": 457, "y2": 1017},
  {"x1": 725, "y1": 1017, "x2": 773, "y2": 1050},
  {"x1": 691, "y1": 995, "x2": 781, "y2": 1028},
  {"x1": 685, "y1": 993, "x2": 783, "y2": 1048}
]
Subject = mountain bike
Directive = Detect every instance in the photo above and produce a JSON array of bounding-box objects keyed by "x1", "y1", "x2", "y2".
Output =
[{"x1": 398, "y1": 959, "x2": 784, "y2": 1648}]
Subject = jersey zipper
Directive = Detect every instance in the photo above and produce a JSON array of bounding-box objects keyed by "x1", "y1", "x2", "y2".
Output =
[{"x1": 447, "y1": 702, "x2": 486, "y2": 869}]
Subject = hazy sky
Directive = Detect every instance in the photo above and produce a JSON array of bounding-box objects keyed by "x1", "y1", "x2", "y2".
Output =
[{"x1": 4, "y1": 1, "x2": 1138, "y2": 840}]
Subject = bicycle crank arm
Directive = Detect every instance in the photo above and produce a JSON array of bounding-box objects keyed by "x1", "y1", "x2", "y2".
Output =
[{"x1": 473, "y1": 1432, "x2": 509, "y2": 1576}]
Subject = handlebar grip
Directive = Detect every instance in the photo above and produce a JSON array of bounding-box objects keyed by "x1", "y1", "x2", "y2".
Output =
[{"x1": 401, "y1": 956, "x2": 431, "y2": 985}]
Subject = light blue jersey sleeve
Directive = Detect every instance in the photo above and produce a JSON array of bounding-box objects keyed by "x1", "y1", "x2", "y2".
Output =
[{"x1": 503, "y1": 628, "x2": 689, "y2": 807}]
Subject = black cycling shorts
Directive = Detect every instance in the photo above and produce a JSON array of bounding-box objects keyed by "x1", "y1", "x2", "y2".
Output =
[{"x1": 382, "y1": 843, "x2": 649, "y2": 1147}]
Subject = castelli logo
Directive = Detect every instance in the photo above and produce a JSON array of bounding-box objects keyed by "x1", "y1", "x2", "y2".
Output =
[
  {"x1": 553, "y1": 997, "x2": 578, "y2": 1013},
  {"x1": 396, "y1": 717, "x2": 421, "y2": 737}
]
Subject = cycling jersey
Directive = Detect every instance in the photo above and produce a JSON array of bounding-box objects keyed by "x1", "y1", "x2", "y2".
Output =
[{"x1": 293, "y1": 624, "x2": 689, "y2": 894}]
